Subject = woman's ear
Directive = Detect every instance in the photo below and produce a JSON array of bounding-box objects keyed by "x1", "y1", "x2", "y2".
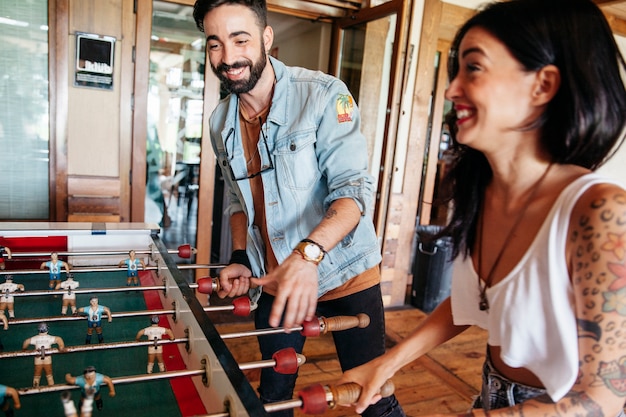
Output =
[{"x1": 532, "y1": 64, "x2": 560, "y2": 105}]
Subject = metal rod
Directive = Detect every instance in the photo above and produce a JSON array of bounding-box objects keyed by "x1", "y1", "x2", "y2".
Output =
[
  {"x1": 13, "y1": 285, "x2": 166, "y2": 297},
  {"x1": 0, "y1": 263, "x2": 226, "y2": 275},
  {"x1": 7, "y1": 249, "x2": 172, "y2": 258},
  {"x1": 263, "y1": 399, "x2": 303, "y2": 413},
  {"x1": 237, "y1": 359, "x2": 279, "y2": 371},
  {"x1": 0, "y1": 338, "x2": 188, "y2": 359},
  {"x1": 3, "y1": 339, "x2": 284, "y2": 375},
  {"x1": 9, "y1": 281, "x2": 214, "y2": 298},
  {"x1": 17, "y1": 369, "x2": 207, "y2": 396},
  {"x1": 220, "y1": 325, "x2": 305, "y2": 339},
  {"x1": 7, "y1": 302, "x2": 239, "y2": 325},
  {"x1": 194, "y1": 399, "x2": 303, "y2": 417}
]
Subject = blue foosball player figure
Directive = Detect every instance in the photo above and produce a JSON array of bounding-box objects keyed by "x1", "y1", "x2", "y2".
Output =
[
  {"x1": 117, "y1": 250, "x2": 146, "y2": 287},
  {"x1": 0, "y1": 384, "x2": 20, "y2": 417},
  {"x1": 76, "y1": 297, "x2": 112, "y2": 344},
  {"x1": 40, "y1": 252, "x2": 70, "y2": 291},
  {"x1": 65, "y1": 366, "x2": 115, "y2": 417}
]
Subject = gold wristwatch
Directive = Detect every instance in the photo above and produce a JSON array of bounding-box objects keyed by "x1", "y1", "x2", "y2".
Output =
[{"x1": 293, "y1": 239, "x2": 325, "y2": 265}]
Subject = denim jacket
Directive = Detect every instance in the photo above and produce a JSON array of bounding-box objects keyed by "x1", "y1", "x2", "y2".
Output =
[{"x1": 209, "y1": 57, "x2": 381, "y2": 297}]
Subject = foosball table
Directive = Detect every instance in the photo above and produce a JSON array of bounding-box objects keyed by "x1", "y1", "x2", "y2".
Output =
[{"x1": 0, "y1": 222, "x2": 389, "y2": 417}]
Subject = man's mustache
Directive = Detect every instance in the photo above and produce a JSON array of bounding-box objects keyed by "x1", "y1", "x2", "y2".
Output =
[{"x1": 216, "y1": 60, "x2": 252, "y2": 73}]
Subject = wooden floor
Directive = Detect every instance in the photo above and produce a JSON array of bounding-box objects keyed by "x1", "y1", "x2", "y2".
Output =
[{"x1": 215, "y1": 304, "x2": 488, "y2": 417}]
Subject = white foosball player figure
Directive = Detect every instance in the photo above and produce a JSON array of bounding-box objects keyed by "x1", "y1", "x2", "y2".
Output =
[
  {"x1": 22, "y1": 323, "x2": 66, "y2": 387},
  {"x1": 135, "y1": 315, "x2": 174, "y2": 373},
  {"x1": 56, "y1": 274, "x2": 79, "y2": 315},
  {"x1": 0, "y1": 276, "x2": 24, "y2": 318}
]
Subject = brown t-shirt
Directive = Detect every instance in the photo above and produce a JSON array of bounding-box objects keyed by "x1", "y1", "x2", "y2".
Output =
[{"x1": 239, "y1": 105, "x2": 379, "y2": 299}]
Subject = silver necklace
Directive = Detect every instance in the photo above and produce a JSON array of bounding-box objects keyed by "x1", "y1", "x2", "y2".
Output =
[{"x1": 477, "y1": 163, "x2": 553, "y2": 311}]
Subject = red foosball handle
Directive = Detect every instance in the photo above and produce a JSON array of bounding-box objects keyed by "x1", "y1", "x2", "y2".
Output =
[
  {"x1": 197, "y1": 277, "x2": 216, "y2": 294},
  {"x1": 232, "y1": 296, "x2": 251, "y2": 316},
  {"x1": 177, "y1": 244, "x2": 197, "y2": 258},
  {"x1": 298, "y1": 380, "x2": 395, "y2": 414},
  {"x1": 196, "y1": 277, "x2": 258, "y2": 295},
  {"x1": 272, "y1": 347, "x2": 305, "y2": 374}
]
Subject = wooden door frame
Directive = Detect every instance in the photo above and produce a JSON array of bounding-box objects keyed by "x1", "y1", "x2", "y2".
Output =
[
  {"x1": 50, "y1": 0, "x2": 69, "y2": 221},
  {"x1": 132, "y1": 0, "x2": 218, "y2": 281},
  {"x1": 379, "y1": 0, "x2": 474, "y2": 306}
]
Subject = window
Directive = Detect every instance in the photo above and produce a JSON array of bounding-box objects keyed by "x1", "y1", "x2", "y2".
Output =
[{"x1": 0, "y1": 1, "x2": 50, "y2": 219}]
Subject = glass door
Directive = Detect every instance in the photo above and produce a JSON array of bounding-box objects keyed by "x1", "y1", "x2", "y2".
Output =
[
  {"x1": 144, "y1": 0, "x2": 206, "y2": 248},
  {"x1": 332, "y1": 0, "x2": 406, "y2": 237}
]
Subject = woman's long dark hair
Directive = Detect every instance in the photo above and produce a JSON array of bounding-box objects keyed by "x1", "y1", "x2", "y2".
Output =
[{"x1": 440, "y1": 0, "x2": 626, "y2": 258}]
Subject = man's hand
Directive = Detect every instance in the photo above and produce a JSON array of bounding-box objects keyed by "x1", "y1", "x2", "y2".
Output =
[
  {"x1": 251, "y1": 253, "x2": 318, "y2": 329},
  {"x1": 217, "y1": 264, "x2": 252, "y2": 299}
]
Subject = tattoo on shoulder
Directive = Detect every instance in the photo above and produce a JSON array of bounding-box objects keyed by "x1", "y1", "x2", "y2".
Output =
[
  {"x1": 577, "y1": 318, "x2": 602, "y2": 341},
  {"x1": 574, "y1": 191, "x2": 626, "y2": 317},
  {"x1": 597, "y1": 357, "x2": 626, "y2": 397}
]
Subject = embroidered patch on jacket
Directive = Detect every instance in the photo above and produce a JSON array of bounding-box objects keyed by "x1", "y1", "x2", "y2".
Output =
[{"x1": 336, "y1": 94, "x2": 354, "y2": 123}]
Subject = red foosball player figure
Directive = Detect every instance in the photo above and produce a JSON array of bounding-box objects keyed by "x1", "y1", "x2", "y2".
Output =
[
  {"x1": 41, "y1": 252, "x2": 70, "y2": 291},
  {"x1": 55, "y1": 274, "x2": 80, "y2": 315},
  {"x1": 0, "y1": 246, "x2": 12, "y2": 270},
  {"x1": 76, "y1": 297, "x2": 112, "y2": 344},
  {"x1": 0, "y1": 384, "x2": 20, "y2": 417},
  {"x1": 117, "y1": 250, "x2": 146, "y2": 287},
  {"x1": 65, "y1": 366, "x2": 115, "y2": 417},
  {"x1": 0, "y1": 276, "x2": 24, "y2": 319},
  {"x1": 22, "y1": 323, "x2": 66, "y2": 387},
  {"x1": 135, "y1": 315, "x2": 174, "y2": 373}
]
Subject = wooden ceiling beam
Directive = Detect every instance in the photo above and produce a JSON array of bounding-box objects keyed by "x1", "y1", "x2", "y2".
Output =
[
  {"x1": 593, "y1": 0, "x2": 625, "y2": 5},
  {"x1": 267, "y1": 0, "x2": 360, "y2": 20},
  {"x1": 603, "y1": 11, "x2": 626, "y2": 37}
]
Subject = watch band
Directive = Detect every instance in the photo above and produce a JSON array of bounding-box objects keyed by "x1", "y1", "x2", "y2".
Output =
[
  {"x1": 301, "y1": 238, "x2": 326, "y2": 254},
  {"x1": 294, "y1": 239, "x2": 325, "y2": 265}
]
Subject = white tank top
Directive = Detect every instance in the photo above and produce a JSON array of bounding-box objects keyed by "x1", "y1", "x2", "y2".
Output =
[{"x1": 451, "y1": 173, "x2": 624, "y2": 401}]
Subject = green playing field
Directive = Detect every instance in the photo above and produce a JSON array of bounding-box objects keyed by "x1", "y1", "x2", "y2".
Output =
[{"x1": 1, "y1": 269, "x2": 183, "y2": 417}]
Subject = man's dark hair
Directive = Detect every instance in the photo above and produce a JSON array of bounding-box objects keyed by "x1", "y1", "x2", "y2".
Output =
[{"x1": 193, "y1": 0, "x2": 268, "y2": 33}]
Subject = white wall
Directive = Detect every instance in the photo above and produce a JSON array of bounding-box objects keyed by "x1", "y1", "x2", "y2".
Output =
[{"x1": 442, "y1": 0, "x2": 490, "y2": 9}]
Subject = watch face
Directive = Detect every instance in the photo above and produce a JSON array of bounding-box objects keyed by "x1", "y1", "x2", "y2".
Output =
[{"x1": 304, "y1": 243, "x2": 321, "y2": 259}]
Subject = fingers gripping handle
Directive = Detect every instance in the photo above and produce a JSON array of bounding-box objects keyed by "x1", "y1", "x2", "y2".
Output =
[
  {"x1": 298, "y1": 380, "x2": 395, "y2": 414},
  {"x1": 196, "y1": 277, "x2": 258, "y2": 295},
  {"x1": 330, "y1": 379, "x2": 395, "y2": 406}
]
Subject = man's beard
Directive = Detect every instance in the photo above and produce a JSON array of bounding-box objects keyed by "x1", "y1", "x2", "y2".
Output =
[{"x1": 212, "y1": 48, "x2": 267, "y2": 95}]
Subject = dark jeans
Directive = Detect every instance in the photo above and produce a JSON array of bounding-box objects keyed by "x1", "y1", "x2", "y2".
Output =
[
  {"x1": 473, "y1": 349, "x2": 626, "y2": 417},
  {"x1": 472, "y1": 349, "x2": 546, "y2": 410},
  {"x1": 255, "y1": 284, "x2": 405, "y2": 417}
]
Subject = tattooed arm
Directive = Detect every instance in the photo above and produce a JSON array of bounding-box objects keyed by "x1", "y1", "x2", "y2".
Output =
[
  {"x1": 467, "y1": 183, "x2": 626, "y2": 417},
  {"x1": 562, "y1": 183, "x2": 626, "y2": 417}
]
